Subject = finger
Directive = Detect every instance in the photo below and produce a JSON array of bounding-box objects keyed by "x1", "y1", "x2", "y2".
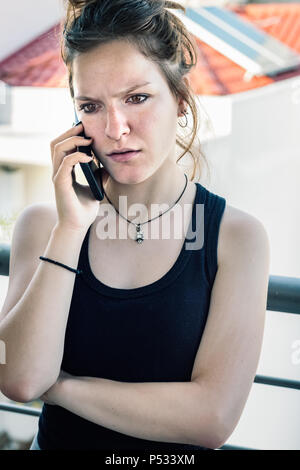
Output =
[
  {"x1": 52, "y1": 151, "x2": 93, "y2": 185},
  {"x1": 51, "y1": 135, "x2": 92, "y2": 162},
  {"x1": 50, "y1": 122, "x2": 86, "y2": 166},
  {"x1": 52, "y1": 136, "x2": 93, "y2": 176},
  {"x1": 50, "y1": 122, "x2": 83, "y2": 154}
]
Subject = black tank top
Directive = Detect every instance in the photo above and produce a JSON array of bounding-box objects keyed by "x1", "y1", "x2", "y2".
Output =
[{"x1": 37, "y1": 182, "x2": 226, "y2": 450}]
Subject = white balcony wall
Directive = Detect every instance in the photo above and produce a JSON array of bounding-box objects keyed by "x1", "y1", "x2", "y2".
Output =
[
  {"x1": 200, "y1": 76, "x2": 300, "y2": 279},
  {"x1": 0, "y1": 166, "x2": 25, "y2": 216}
]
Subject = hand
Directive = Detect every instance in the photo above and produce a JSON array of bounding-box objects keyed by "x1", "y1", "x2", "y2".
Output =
[
  {"x1": 50, "y1": 123, "x2": 109, "y2": 233},
  {"x1": 40, "y1": 370, "x2": 73, "y2": 406}
]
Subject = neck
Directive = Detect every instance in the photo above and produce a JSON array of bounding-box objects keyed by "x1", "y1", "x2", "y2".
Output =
[{"x1": 101, "y1": 165, "x2": 188, "y2": 224}]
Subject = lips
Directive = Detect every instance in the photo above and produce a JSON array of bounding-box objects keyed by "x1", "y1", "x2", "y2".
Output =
[
  {"x1": 107, "y1": 150, "x2": 141, "y2": 162},
  {"x1": 107, "y1": 148, "x2": 137, "y2": 156}
]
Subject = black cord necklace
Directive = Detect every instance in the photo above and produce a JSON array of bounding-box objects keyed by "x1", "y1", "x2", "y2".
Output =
[{"x1": 102, "y1": 173, "x2": 188, "y2": 244}]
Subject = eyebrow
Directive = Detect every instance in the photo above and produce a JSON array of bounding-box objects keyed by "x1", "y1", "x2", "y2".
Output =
[{"x1": 75, "y1": 81, "x2": 151, "y2": 101}]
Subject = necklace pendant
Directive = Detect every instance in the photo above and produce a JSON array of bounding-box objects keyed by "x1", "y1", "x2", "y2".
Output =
[{"x1": 136, "y1": 224, "x2": 144, "y2": 244}]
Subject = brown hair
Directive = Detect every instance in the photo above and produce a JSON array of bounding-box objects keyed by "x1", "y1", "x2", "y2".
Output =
[{"x1": 61, "y1": 0, "x2": 209, "y2": 181}]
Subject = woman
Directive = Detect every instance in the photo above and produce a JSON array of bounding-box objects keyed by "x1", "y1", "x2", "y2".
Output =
[{"x1": 0, "y1": 0, "x2": 270, "y2": 451}]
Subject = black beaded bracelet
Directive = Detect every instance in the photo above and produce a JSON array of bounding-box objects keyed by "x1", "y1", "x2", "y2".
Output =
[{"x1": 39, "y1": 256, "x2": 82, "y2": 275}]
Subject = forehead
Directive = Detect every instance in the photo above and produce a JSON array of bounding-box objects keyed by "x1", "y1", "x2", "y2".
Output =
[{"x1": 72, "y1": 40, "x2": 166, "y2": 95}]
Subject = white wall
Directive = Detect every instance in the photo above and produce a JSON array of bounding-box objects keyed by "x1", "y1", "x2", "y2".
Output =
[
  {"x1": 201, "y1": 75, "x2": 300, "y2": 279},
  {"x1": 0, "y1": 0, "x2": 64, "y2": 62},
  {"x1": 10, "y1": 86, "x2": 76, "y2": 135},
  {"x1": 0, "y1": 166, "x2": 25, "y2": 216}
]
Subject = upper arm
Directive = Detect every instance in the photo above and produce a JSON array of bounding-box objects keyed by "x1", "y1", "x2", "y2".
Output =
[
  {"x1": 191, "y1": 206, "x2": 271, "y2": 445},
  {"x1": 0, "y1": 203, "x2": 57, "y2": 324}
]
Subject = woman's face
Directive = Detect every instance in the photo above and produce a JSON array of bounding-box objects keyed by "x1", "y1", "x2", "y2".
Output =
[{"x1": 72, "y1": 39, "x2": 182, "y2": 185}]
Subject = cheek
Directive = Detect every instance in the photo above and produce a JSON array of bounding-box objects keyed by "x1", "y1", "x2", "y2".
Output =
[
  {"x1": 143, "y1": 104, "x2": 177, "y2": 142},
  {"x1": 135, "y1": 109, "x2": 177, "y2": 162},
  {"x1": 81, "y1": 121, "x2": 101, "y2": 140},
  {"x1": 137, "y1": 106, "x2": 159, "y2": 132},
  {"x1": 136, "y1": 104, "x2": 170, "y2": 140}
]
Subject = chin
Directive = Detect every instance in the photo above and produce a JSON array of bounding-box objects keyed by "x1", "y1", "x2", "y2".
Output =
[{"x1": 109, "y1": 168, "x2": 151, "y2": 186}]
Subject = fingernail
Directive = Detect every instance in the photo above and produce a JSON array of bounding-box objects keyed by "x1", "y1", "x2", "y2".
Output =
[{"x1": 73, "y1": 121, "x2": 82, "y2": 127}]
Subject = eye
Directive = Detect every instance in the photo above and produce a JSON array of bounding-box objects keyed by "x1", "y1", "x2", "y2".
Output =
[
  {"x1": 127, "y1": 94, "x2": 149, "y2": 104},
  {"x1": 78, "y1": 103, "x2": 98, "y2": 114}
]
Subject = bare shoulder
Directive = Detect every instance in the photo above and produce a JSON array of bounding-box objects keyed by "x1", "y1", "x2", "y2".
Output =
[
  {"x1": 18, "y1": 201, "x2": 58, "y2": 240},
  {"x1": 21, "y1": 201, "x2": 57, "y2": 222},
  {"x1": 11, "y1": 202, "x2": 58, "y2": 253},
  {"x1": 218, "y1": 204, "x2": 270, "y2": 266},
  {"x1": 0, "y1": 202, "x2": 58, "y2": 322}
]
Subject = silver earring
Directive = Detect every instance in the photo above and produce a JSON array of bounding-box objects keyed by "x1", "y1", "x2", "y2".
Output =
[{"x1": 178, "y1": 110, "x2": 188, "y2": 128}]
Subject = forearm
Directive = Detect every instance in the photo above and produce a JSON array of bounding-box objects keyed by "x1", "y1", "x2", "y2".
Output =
[
  {"x1": 56, "y1": 377, "x2": 218, "y2": 448},
  {"x1": 0, "y1": 225, "x2": 86, "y2": 401}
]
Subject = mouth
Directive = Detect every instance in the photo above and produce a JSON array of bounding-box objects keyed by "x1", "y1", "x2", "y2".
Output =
[{"x1": 107, "y1": 150, "x2": 141, "y2": 162}]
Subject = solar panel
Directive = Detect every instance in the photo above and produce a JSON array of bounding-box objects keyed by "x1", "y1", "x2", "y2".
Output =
[{"x1": 171, "y1": 6, "x2": 300, "y2": 78}]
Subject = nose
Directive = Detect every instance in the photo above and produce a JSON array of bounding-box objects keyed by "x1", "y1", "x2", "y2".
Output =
[{"x1": 105, "y1": 106, "x2": 130, "y2": 141}]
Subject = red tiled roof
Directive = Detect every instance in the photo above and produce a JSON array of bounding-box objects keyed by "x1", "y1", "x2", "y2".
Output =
[
  {"x1": 189, "y1": 3, "x2": 300, "y2": 95},
  {"x1": 0, "y1": 3, "x2": 299, "y2": 95},
  {"x1": 0, "y1": 24, "x2": 68, "y2": 88}
]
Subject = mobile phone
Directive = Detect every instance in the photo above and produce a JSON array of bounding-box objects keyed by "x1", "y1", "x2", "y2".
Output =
[{"x1": 73, "y1": 109, "x2": 105, "y2": 201}]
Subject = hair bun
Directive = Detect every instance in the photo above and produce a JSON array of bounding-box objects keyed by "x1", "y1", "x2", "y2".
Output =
[{"x1": 67, "y1": 0, "x2": 182, "y2": 10}]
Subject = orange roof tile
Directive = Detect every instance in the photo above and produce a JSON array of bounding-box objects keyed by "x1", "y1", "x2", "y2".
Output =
[
  {"x1": 0, "y1": 24, "x2": 68, "y2": 88},
  {"x1": 189, "y1": 3, "x2": 300, "y2": 95},
  {"x1": 0, "y1": 3, "x2": 299, "y2": 95}
]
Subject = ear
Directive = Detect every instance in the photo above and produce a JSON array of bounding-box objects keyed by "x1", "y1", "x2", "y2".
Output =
[
  {"x1": 183, "y1": 75, "x2": 191, "y2": 88},
  {"x1": 177, "y1": 76, "x2": 190, "y2": 116}
]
